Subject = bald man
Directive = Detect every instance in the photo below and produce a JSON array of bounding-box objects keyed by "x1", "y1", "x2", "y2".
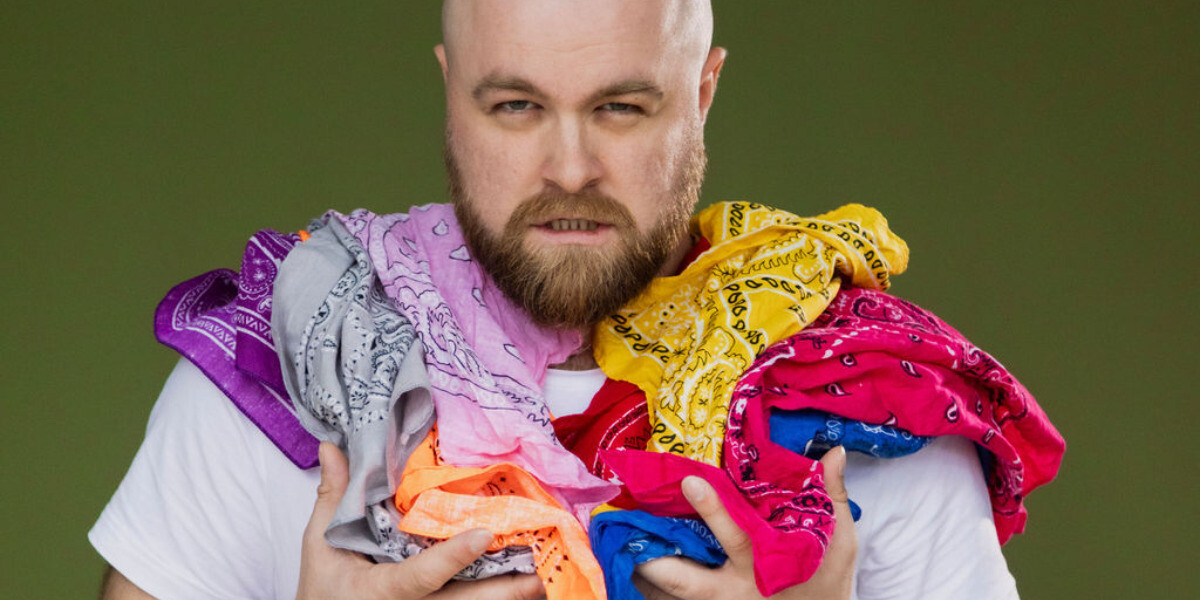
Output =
[{"x1": 92, "y1": 2, "x2": 1018, "y2": 599}]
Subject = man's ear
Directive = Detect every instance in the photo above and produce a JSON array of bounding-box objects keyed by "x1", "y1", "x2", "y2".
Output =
[
  {"x1": 434, "y1": 44, "x2": 449, "y2": 83},
  {"x1": 698, "y1": 46, "x2": 727, "y2": 124}
]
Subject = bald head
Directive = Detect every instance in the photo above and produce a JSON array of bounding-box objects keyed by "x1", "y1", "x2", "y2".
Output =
[{"x1": 440, "y1": 0, "x2": 714, "y2": 75}]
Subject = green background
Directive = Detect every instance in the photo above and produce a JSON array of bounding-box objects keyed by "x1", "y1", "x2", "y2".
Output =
[{"x1": 3, "y1": 1, "x2": 1197, "y2": 598}]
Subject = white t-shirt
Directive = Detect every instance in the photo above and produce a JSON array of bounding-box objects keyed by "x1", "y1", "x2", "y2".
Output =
[{"x1": 90, "y1": 359, "x2": 1018, "y2": 599}]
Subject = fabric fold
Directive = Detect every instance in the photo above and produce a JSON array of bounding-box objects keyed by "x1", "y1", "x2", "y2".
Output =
[
  {"x1": 272, "y1": 219, "x2": 437, "y2": 559},
  {"x1": 333, "y1": 204, "x2": 618, "y2": 524},
  {"x1": 726, "y1": 287, "x2": 1065, "y2": 545},
  {"x1": 154, "y1": 229, "x2": 318, "y2": 468},
  {"x1": 594, "y1": 201, "x2": 909, "y2": 465},
  {"x1": 395, "y1": 430, "x2": 605, "y2": 600}
]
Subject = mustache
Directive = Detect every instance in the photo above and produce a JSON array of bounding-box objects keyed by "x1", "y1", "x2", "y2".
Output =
[{"x1": 505, "y1": 188, "x2": 636, "y2": 231}]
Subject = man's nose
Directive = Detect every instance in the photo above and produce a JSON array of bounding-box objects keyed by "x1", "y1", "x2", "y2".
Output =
[{"x1": 540, "y1": 117, "x2": 602, "y2": 193}]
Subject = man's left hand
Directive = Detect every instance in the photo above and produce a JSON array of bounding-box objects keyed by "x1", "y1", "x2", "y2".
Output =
[{"x1": 633, "y1": 447, "x2": 857, "y2": 600}]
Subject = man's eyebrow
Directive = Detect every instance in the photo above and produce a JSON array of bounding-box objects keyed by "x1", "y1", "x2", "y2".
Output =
[
  {"x1": 471, "y1": 75, "x2": 664, "y2": 105},
  {"x1": 472, "y1": 75, "x2": 544, "y2": 101},
  {"x1": 585, "y1": 80, "x2": 664, "y2": 105}
]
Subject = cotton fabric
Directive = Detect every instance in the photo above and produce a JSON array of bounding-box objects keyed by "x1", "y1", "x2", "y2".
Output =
[
  {"x1": 335, "y1": 205, "x2": 616, "y2": 523},
  {"x1": 271, "y1": 219, "x2": 437, "y2": 561},
  {"x1": 154, "y1": 229, "x2": 319, "y2": 467},
  {"x1": 90, "y1": 358, "x2": 1018, "y2": 600},
  {"x1": 595, "y1": 201, "x2": 909, "y2": 464},
  {"x1": 727, "y1": 287, "x2": 1065, "y2": 544}
]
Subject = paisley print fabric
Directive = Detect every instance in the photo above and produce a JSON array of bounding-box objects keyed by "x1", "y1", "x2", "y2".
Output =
[
  {"x1": 154, "y1": 229, "x2": 319, "y2": 468},
  {"x1": 594, "y1": 201, "x2": 909, "y2": 465},
  {"x1": 726, "y1": 287, "x2": 1065, "y2": 545},
  {"x1": 589, "y1": 510, "x2": 726, "y2": 600},
  {"x1": 333, "y1": 205, "x2": 617, "y2": 523},
  {"x1": 271, "y1": 219, "x2": 437, "y2": 562},
  {"x1": 395, "y1": 429, "x2": 605, "y2": 600}
]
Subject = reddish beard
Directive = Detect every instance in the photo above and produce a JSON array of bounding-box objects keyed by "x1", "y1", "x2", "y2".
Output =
[{"x1": 446, "y1": 138, "x2": 705, "y2": 330}]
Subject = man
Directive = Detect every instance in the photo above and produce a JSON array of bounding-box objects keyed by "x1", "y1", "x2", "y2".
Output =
[{"x1": 93, "y1": 2, "x2": 1052, "y2": 598}]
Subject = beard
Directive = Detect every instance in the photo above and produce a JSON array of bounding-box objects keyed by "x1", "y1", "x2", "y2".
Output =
[{"x1": 447, "y1": 131, "x2": 706, "y2": 330}]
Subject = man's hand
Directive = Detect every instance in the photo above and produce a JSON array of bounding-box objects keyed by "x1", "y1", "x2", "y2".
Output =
[
  {"x1": 633, "y1": 447, "x2": 858, "y2": 600},
  {"x1": 295, "y1": 442, "x2": 546, "y2": 600}
]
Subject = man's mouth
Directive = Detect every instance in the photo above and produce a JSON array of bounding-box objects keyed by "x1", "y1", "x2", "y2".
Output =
[{"x1": 545, "y1": 218, "x2": 603, "y2": 232}]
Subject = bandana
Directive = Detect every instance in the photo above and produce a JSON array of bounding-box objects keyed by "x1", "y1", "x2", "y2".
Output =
[
  {"x1": 727, "y1": 287, "x2": 1066, "y2": 545},
  {"x1": 333, "y1": 204, "x2": 617, "y2": 522},
  {"x1": 594, "y1": 201, "x2": 909, "y2": 464},
  {"x1": 334, "y1": 204, "x2": 616, "y2": 600},
  {"x1": 573, "y1": 288, "x2": 1062, "y2": 597},
  {"x1": 271, "y1": 219, "x2": 437, "y2": 562},
  {"x1": 154, "y1": 229, "x2": 319, "y2": 467}
]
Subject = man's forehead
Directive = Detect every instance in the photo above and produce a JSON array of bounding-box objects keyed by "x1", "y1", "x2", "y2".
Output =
[{"x1": 442, "y1": 0, "x2": 711, "y2": 83}]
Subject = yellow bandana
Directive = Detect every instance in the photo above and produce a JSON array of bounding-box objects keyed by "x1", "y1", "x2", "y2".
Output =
[{"x1": 594, "y1": 202, "x2": 909, "y2": 464}]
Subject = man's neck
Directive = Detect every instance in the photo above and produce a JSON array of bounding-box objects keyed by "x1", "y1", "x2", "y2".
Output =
[{"x1": 550, "y1": 348, "x2": 600, "y2": 371}]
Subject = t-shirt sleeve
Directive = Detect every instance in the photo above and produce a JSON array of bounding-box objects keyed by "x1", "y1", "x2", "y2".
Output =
[
  {"x1": 89, "y1": 358, "x2": 283, "y2": 600},
  {"x1": 845, "y1": 436, "x2": 1020, "y2": 600}
]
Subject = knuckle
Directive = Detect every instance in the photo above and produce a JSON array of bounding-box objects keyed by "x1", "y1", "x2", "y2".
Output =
[
  {"x1": 722, "y1": 531, "x2": 754, "y2": 556},
  {"x1": 659, "y1": 572, "x2": 695, "y2": 597},
  {"x1": 408, "y1": 566, "x2": 447, "y2": 595}
]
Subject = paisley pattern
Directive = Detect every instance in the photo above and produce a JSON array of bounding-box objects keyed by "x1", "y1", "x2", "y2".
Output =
[
  {"x1": 333, "y1": 205, "x2": 615, "y2": 600},
  {"x1": 726, "y1": 287, "x2": 1065, "y2": 546},
  {"x1": 272, "y1": 219, "x2": 437, "y2": 564},
  {"x1": 333, "y1": 205, "x2": 616, "y2": 521},
  {"x1": 154, "y1": 229, "x2": 319, "y2": 467},
  {"x1": 594, "y1": 201, "x2": 909, "y2": 465}
]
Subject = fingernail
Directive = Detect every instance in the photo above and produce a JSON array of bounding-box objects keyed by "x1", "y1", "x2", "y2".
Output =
[
  {"x1": 833, "y1": 446, "x2": 846, "y2": 471},
  {"x1": 682, "y1": 476, "x2": 709, "y2": 503},
  {"x1": 467, "y1": 529, "x2": 493, "y2": 554}
]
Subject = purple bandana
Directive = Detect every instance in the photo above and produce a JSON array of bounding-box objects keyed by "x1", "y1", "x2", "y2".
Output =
[{"x1": 154, "y1": 230, "x2": 319, "y2": 468}]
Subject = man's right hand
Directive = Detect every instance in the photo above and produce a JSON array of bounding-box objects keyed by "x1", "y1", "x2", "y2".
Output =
[{"x1": 296, "y1": 442, "x2": 545, "y2": 600}]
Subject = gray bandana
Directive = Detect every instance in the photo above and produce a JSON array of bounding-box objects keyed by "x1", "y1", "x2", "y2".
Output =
[{"x1": 273, "y1": 218, "x2": 533, "y2": 576}]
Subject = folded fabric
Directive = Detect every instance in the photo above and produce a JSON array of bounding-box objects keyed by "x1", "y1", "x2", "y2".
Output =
[
  {"x1": 769, "y1": 410, "x2": 930, "y2": 460},
  {"x1": 589, "y1": 510, "x2": 726, "y2": 600},
  {"x1": 575, "y1": 287, "x2": 1061, "y2": 596},
  {"x1": 154, "y1": 229, "x2": 319, "y2": 467},
  {"x1": 335, "y1": 205, "x2": 616, "y2": 524},
  {"x1": 272, "y1": 219, "x2": 437, "y2": 561},
  {"x1": 395, "y1": 429, "x2": 605, "y2": 600},
  {"x1": 594, "y1": 201, "x2": 909, "y2": 465},
  {"x1": 726, "y1": 287, "x2": 1066, "y2": 546}
]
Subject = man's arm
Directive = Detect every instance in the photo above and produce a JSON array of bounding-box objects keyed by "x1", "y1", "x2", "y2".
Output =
[
  {"x1": 95, "y1": 435, "x2": 544, "y2": 600},
  {"x1": 100, "y1": 566, "x2": 156, "y2": 600},
  {"x1": 847, "y1": 436, "x2": 1017, "y2": 599},
  {"x1": 91, "y1": 360, "x2": 545, "y2": 600}
]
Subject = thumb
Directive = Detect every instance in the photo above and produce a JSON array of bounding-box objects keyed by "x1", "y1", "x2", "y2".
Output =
[
  {"x1": 818, "y1": 445, "x2": 858, "y2": 570},
  {"x1": 306, "y1": 442, "x2": 349, "y2": 542},
  {"x1": 819, "y1": 445, "x2": 849, "y2": 503}
]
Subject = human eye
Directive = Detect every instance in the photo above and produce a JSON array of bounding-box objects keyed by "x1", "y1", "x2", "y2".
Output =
[
  {"x1": 493, "y1": 100, "x2": 538, "y2": 114},
  {"x1": 598, "y1": 102, "x2": 643, "y2": 115}
]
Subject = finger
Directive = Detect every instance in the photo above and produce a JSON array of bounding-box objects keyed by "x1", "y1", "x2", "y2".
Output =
[
  {"x1": 304, "y1": 442, "x2": 350, "y2": 547},
  {"x1": 635, "y1": 555, "x2": 721, "y2": 599},
  {"x1": 433, "y1": 573, "x2": 545, "y2": 600},
  {"x1": 819, "y1": 447, "x2": 858, "y2": 566},
  {"x1": 681, "y1": 476, "x2": 754, "y2": 564},
  {"x1": 632, "y1": 572, "x2": 685, "y2": 600},
  {"x1": 820, "y1": 446, "x2": 849, "y2": 503},
  {"x1": 386, "y1": 528, "x2": 496, "y2": 596}
]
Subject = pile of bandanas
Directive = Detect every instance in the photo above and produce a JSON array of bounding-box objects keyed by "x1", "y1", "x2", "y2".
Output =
[{"x1": 156, "y1": 202, "x2": 1064, "y2": 599}]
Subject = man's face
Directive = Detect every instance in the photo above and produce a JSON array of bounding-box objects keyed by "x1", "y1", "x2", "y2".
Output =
[{"x1": 437, "y1": 0, "x2": 723, "y2": 329}]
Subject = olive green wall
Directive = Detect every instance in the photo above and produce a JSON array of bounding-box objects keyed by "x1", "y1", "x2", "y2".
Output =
[{"x1": 2, "y1": 2, "x2": 1196, "y2": 598}]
